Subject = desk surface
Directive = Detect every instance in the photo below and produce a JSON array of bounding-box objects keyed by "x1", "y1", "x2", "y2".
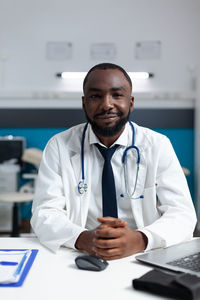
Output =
[{"x1": 0, "y1": 238, "x2": 171, "y2": 300}]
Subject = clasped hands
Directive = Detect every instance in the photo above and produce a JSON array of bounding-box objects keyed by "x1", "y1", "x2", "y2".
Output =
[{"x1": 75, "y1": 217, "x2": 147, "y2": 260}]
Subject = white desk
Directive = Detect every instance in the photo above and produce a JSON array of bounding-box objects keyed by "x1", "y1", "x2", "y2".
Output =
[{"x1": 0, "y1": 238, "x2": 169, "y2": 300}]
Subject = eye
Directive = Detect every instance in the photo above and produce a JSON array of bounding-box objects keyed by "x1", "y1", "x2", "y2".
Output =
[
  {"x1": 89, "y1": 94, "x2": 101, "y2": 99},
  {"x1": 112, "y1": 93, "x2": 123, "y2": 98}
]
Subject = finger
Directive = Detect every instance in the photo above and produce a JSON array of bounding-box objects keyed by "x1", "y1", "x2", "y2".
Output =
[
  {"x1": 98, "y1": 217, "x2": 124, "y2": 223},
  {"x1": 95, "y1": 246, "x2": 122, "y2": 260},
  {"x1": 98, "y1": 217, "x2": 119, "y2": 222},
  {"x1": 94, "y1": 236, "x2": 121, "y2": 249},
  {"x1": 98, "y1": 254, "x2": 122, "y2": 261},
  {"x1": 95, "y1": 227, "x2": 123, "y2": 239},
  {"x1": 96, "y1": 223, "x2": 120, "y2": 232},
  {"x1": 102, "y1": 256, "x2": 121, "y2": 260},
  {"x1": 97, "y1": 217, "x2": 127, "y2": 227}
]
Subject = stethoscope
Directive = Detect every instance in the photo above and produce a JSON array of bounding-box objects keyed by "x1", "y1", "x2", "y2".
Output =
[{"x1": 78, "y1": 121, "x2": 144, "y2": 200}]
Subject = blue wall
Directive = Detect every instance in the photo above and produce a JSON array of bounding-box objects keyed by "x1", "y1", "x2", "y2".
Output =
[
  {"x1": 0, "y1": 127, "x2": 195, "y2": 208},
  {"x1": 154, "y1": 128, "x2": 194, "y2": 205}
]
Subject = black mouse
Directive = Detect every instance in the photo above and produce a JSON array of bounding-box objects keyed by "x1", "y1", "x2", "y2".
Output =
[{"x1": 75, "y1": 254, "x2": 108, "y2": 271}]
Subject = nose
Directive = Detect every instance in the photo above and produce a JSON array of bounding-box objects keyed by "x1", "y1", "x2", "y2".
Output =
[{"x1": 101, "y1": 94, "x2": 114, "y2": 110}]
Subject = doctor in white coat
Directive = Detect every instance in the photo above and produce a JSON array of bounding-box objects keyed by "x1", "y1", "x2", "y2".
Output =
[{"x1": 31, "y1": 63, "x2": 197, "y2": 260}]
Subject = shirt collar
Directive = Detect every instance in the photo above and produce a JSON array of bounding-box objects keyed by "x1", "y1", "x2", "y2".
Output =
[{"x1": 88, "y1": 122, "x2": 131, "y2": 148}]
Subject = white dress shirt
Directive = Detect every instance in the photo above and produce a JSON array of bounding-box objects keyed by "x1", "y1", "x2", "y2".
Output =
[{"x1": 86, "y1": 123, "x2": 137, "y2": 230}]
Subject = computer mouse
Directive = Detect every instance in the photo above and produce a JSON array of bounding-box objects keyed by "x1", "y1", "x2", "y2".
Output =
[{"x1": 75, "y1": 254, "x2": 109, "y2": 271}]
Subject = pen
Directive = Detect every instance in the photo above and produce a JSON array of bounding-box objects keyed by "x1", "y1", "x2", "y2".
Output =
[
  {"x1": 0, "y1": 261, "x2": 18, "y2": 266},
  {"x1": 13, "y1": 251, "x2": 29, "y2": 277}
]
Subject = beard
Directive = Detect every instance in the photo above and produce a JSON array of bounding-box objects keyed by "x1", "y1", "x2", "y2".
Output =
[{"x1": 84, "y1": 109, "x2": 131, "y2": 137}]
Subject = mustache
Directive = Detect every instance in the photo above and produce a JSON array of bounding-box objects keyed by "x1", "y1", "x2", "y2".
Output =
[{"x1": 94, "y1": 111, "x2": 122, "y2": 118}]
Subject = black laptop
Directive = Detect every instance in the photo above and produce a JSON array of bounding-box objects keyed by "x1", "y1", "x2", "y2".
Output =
[{"x1": 136, "y1": 238, "x2": 200, "y2": 276}]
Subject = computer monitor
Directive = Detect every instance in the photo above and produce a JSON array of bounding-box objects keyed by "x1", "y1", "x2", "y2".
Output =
[{"x1": 0, "y1": 136, "x2": 26, "y2": 165}]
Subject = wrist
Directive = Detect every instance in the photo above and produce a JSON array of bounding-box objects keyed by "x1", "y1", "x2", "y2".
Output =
[
  {"x1": 137, "y1": 231, "x2": 148, "y2": 250},
  {"x1": 75, "y1": 230, "x2": 88, "y2": 250}
]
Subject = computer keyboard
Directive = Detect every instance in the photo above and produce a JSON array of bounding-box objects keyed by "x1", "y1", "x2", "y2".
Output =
[{"x1": 167, "y1": 252, "x2": 200, "y2": 272}]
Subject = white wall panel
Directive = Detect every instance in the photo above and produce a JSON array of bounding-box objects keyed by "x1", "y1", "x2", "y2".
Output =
[{"x1": 0, "y1": 0, "x2": 199, "y2": 97}]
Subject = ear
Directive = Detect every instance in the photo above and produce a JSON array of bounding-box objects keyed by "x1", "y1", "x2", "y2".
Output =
[
  {"x1": 130, "y1": 96, "x2": 134, "y2": 112},
  {"x1": 82, "y1": 96, "x2": 85, "y2": 112}
]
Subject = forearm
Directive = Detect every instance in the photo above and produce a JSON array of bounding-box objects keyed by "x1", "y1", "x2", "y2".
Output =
[{"x1": 31, "y1": 207, "x2": 85, "y2": 252}]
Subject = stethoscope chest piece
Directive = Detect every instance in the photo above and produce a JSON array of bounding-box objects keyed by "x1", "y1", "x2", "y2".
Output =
[{"x1": 78, "y1": 180, "x2": 88, "y2": 195}]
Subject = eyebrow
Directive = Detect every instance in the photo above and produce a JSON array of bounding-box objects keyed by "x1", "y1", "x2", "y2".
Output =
[
  {"x1": 87, "y1": 86, "x2": 126, "y2": 92},
  {"x1": 88, "y1": 88, "x2": 102, "y2": 92},
  {"x1": 110, "y1": 87, "x2": 126, "y2": 92}
]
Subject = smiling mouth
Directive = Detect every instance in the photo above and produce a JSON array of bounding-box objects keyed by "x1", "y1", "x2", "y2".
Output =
[
  {"x1": 96, "y1": 114, "x2": 118, "y2": 120},
  {"x1": 95, "y1": 112, "x2": 121, "y2": 120}
]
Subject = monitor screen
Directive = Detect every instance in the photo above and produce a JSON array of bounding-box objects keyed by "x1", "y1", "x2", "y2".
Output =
[{"x1": 0, "y1": 138, "x2": 25, "y2": 164}]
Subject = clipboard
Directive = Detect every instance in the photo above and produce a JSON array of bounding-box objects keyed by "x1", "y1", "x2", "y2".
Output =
[{"x1": 0, "y1": 249, "x2": 38, "y2": 287}]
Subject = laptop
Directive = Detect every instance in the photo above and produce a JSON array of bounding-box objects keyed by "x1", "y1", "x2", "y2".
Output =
[{"x1": 135, "y1": 238, "x2": 200, "y2": 276}]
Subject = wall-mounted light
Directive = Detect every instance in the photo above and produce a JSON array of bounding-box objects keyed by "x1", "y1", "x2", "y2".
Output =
[
  {"x1": 128, "y1": 72, "x2": 154, "y2": 79},
  {"x1": 56, "y1": 72, "x2": 87, "y2": 79},
  {"x1": 56, "y1": 72, "x2": 154, "y2": 80}
]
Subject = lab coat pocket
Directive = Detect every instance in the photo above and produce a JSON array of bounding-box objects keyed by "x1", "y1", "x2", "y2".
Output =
[{"x1": 142, "y1": 185, "x2": 160, "y2": 225}]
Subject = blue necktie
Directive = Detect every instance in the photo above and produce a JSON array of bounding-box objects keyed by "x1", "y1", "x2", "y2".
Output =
[{"x1": 96, "y1": 144, "x2": 119, "y2": 218}]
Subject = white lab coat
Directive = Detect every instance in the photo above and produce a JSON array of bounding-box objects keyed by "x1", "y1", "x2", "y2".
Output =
[{"x1": 31, "y1": 122, "x2": 197, "y2": 252}]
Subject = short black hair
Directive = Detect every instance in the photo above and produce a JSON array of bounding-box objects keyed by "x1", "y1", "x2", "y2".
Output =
[{"x1": 83, "y1": 63, "x2": 132, "y2": 91}]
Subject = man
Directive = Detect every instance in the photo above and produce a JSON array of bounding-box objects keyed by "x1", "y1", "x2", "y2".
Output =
[{"x1": 31, "y1": 63, "x2": 197, "y2": 260}]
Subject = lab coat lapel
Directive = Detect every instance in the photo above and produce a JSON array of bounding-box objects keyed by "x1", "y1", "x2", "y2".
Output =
[
  {"x1": 80, "y1": 145, "x2": 92, "y2": 225},
  {"x1": 71, "y1": 152, "x2": 90, "y2": 227},
  {"x1": 71, "y1": 153, "x2": 82, "y2": 186},
  {"x1": 130, "y1": 151, "x2": 147, "y2": 228}
]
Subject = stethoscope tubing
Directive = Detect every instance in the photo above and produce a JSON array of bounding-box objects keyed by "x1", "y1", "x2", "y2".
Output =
[
  {"x1": 81, "y1": 122, "x2": 88, "y2": 182},
  {"x1": 78, "y1": 121, "x2": 142, "y2": 199}
]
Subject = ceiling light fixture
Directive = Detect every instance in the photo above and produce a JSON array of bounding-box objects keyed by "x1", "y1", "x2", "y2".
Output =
[{"x1": 56, "y1": 72, "x2": 154, "y2": 80}]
